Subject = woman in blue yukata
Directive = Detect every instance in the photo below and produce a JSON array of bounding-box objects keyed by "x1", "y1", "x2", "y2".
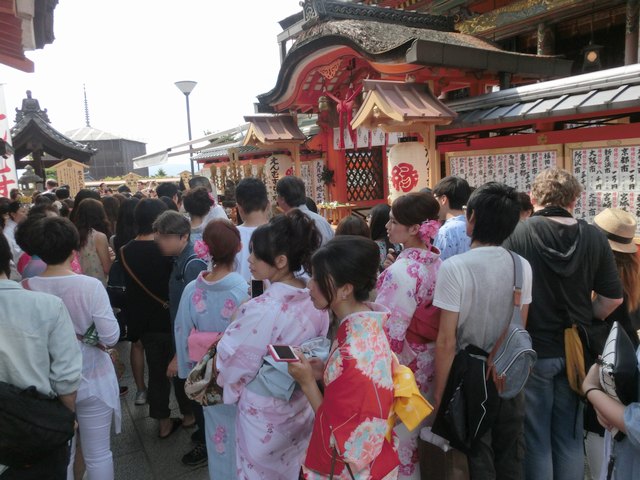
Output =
[{"x1": 174, "y1": 219, "x2": 249, "y2": 479}]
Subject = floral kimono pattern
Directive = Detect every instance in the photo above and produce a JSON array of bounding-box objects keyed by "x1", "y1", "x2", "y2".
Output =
[
  {"x1": 302, "y1": 303, "x2": 399, "y2": 480},
  {"x1": 173, "y1": 271, "x2": 249, "y2": 477},
  {"x1": 216, "y1": 282, "x2": 330, "y2": 480},
  {"x1": 204, "y1": 403, "x2": 238, "y2": 480},
  {"x1": 174, "y1": 271, "x2": 249, "y2": 379},
  {"x1": 375, "y1": 247, "x2": 441, "y2": 479}
]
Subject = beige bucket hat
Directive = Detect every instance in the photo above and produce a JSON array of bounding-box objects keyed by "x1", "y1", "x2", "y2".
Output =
[{"x1": 593, "y1": 207, "x2": 638, "y2": 254}]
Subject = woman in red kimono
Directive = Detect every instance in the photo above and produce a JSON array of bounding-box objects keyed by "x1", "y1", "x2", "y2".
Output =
[{"x1": 289, "y1": 236, "x2": 399, "y2": 479}]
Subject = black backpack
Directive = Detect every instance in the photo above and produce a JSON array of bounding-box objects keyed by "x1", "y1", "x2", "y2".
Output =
[{"x1": 0, "y1": 382, "x2": 75, "y2": 467}]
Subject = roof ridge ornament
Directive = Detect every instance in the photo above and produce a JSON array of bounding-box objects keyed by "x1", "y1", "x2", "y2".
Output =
[
  {"x1": 15, "y1": 90, "x2": 50, "y2": 124},
  {"x1": 300, "y1": 0, "x2": 454, "y2": 32}
]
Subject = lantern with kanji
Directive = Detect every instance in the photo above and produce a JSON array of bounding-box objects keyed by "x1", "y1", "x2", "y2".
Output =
[{"x1": 387, "y1": 140, "x2": 426, "y2": 202}]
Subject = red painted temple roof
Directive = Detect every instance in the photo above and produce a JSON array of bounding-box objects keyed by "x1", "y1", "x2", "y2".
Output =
[
  {"x1": 258, "y1": 0, "x2": 572, "y2": 111},
  {"x1": 0, "y1": 0, "x2": 33, "y2": 72},
  {"x1": 0, "y1": 0, "x2": 58, "y2": 72}
]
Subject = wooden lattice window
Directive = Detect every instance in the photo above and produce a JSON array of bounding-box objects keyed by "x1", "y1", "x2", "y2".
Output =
[{"x1": 345, "y1": 147, "x2": 384, "y2": 202}]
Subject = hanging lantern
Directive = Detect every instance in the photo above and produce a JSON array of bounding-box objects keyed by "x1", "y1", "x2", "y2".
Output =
[
  {"x1": 387, "y1": 140, "x2": 427, "y2": 203},
  {"x1": 318, "y1": 95, "x2": 330, "y2": 112},
  {"x1": 582, "y1": 41, "x2": 603, "y2": 72}
]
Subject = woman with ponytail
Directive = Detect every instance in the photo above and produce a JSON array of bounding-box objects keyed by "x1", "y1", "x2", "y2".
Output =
[
  {"x1": 375, "y1": 192, "x2": 441, "y2": 479},
  {"x1": 215, "y1": 209, "x2": 330, "y2": 479}
]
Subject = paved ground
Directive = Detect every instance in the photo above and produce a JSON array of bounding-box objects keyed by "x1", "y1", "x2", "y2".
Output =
[
  {"x1": 113, "y1": 343, "x2": 209, "y2": 480},
  {"x1": 110, "y1": 343, "x2": 594, "y2": 480}
]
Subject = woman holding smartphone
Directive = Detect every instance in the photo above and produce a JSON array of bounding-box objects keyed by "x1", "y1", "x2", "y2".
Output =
[
  {"x1": 289, "y1": 236, "x2": 399, "y2": 479},
  {"x1": 215, "y1": 210, "x2": 330, "y2": 479}
]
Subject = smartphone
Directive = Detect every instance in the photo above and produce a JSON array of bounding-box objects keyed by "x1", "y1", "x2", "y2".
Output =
[
  {"x1": 251, "y1": 280, "x2": 264, "y2": 298},
  {"x1": 268, "y1": 345, "x2": 299, "y2": 362}
]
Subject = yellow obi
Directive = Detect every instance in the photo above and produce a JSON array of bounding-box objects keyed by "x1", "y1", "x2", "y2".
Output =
[{"x1": 387, "y1": 362, "x2": 434, "y2": 440}]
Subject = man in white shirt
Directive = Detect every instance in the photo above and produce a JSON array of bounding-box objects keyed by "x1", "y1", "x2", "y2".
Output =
[
  {"x1": 276, "y1": 176, "x2": 333, "y2": 245},
  {"x1": 2, "y1": 201, "x2": 26, "y2": 278},
  {"x1": 45, "y1": 178, "x2": 58, "y2": 193},
  {"x1": 0, "y1": 234, "x2": 82, "y2": 478},
  {"x1": 189, "y1": 176, "x2": 228, "y2": 224},
  {"x1": 433, "y1": 182, "x2": 533, "y2": 479},
  {"x1": 234, "y1": 178, "x2": 270, "y2": 282}
]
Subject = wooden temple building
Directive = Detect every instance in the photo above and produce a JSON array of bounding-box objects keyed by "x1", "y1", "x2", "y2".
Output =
[
  {"x1": 11, "y1": 91, "x2": 96, "y2": 180},
  {"x1": 63, "y1": 126, "x2": 148, "y2": 179},
  {"x1": 197, "y1": 0, "x2": 640, "y2": 226}
]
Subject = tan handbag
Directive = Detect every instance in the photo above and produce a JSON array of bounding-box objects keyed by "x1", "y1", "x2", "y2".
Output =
[{"x1": 184, "y1": 342, "x2": 224, "y2": 406}]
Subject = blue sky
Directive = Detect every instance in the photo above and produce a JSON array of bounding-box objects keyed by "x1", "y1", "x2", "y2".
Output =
[{"x1": 0, "y1": 0, "x2": 301, "y2": 175}]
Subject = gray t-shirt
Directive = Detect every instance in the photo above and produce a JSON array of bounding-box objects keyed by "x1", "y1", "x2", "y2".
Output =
[
  {"x1": 296, "y1": 204, "x2": 334, "y2": 246},
  {"x1": 433, "y1": 246, "x2": 533, "y2": 352}
]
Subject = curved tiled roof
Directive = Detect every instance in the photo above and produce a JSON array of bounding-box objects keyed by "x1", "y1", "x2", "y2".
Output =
[
  {"x1": 259, "y1": 16, "x2": 572, "y2": 108},
  {"x1": 291, "y1": 18, "x2": 504, "y2": 57},
  {"x1": 11, "y1": 115, "x2": 96, "y2": 163}
]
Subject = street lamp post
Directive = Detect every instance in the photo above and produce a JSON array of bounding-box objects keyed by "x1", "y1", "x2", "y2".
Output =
[{"x1": 175, "y1": 80, "x2": 198, "y2": 175}]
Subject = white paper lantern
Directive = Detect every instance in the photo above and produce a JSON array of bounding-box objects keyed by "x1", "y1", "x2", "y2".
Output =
[
  {"x1": 388, "y1": 141, "x2": 427, "y2": 202},
  {"x1": 264, "y1": 154, "x2": 294, "y2": 201}
]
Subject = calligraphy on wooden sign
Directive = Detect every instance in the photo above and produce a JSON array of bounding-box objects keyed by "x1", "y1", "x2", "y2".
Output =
[
  {"x1": 449, "y1": 149, "x2": 557, "y2": 192},
  {"x1": 572, "y1": 144, "x2": 640, "y2": 233},
  {"x1": 300, "y1": 162, "x2": 313, "y2": 199},
  {"x1": 50, "y1": 159, "x2": 86, "y2": 197},
  {"x1": 312, "y1": 159, "x2": 326, "y2": 204}
]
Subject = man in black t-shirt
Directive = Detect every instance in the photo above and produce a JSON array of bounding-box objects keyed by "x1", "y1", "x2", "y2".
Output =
[{"x1": 504, "y1": 168, "x2": 622, "y2": 480}]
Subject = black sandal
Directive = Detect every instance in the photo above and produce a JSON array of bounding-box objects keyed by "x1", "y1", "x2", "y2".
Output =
[{"x1": 159, "y1": 418, "x2": 182, "y2": 439}]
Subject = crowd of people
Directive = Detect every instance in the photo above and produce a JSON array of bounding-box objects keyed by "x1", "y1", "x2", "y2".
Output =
[{"x1": 1, "y1": 167, "x2": 639, "y2": 480}]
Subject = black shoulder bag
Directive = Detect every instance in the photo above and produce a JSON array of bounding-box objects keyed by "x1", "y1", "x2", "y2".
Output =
[{"x1": 0, "y1": 382, "x2": 75, "y2": 467}]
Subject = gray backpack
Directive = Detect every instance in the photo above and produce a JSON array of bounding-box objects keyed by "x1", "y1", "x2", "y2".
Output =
[{"x1": 487, "y1": 250, "x2": 537, "y2": 399}]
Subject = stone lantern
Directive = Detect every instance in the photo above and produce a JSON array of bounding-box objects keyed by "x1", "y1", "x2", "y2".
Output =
[{"x1": 18, "y1": 164, "x2": 43, "y2": 195}]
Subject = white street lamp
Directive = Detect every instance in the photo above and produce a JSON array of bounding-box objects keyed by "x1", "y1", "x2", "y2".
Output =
[{"x1": 175, "y1": 81, "x2": 198, "y2": 174}]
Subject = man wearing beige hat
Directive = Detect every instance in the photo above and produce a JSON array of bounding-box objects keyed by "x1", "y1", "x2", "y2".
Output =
[{"x1": 504, "y1": 168, "x2": 623, "y2": 480}]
